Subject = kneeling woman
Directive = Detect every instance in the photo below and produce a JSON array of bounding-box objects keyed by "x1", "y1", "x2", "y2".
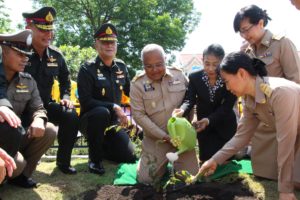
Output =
[{"x1": 199, "y1": 52, "x2": 300, "y2": 200}]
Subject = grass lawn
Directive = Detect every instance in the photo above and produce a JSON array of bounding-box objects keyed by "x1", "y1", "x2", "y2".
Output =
[
  {"x1": 0, "y1": 158, "x2": 118, "y2": 200},
  {"x1": 0, "y1": 158, "x2": 299, "y2": 200}
]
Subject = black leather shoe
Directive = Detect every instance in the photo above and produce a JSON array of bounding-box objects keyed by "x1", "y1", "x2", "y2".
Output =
[
  {"x1": 57, "y1": 164, "x2": 77, "y2": 175},
  {"x1": 8, "y1": 174, "x2": 37, "y2": 188},
  {"x1": 88, "y1": 161, "x2": 105, "y2": 175}
]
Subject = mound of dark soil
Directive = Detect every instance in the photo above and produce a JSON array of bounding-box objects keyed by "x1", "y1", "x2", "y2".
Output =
[{"x1": 76, "y1": 181, "x2": 256, "y2": 200}]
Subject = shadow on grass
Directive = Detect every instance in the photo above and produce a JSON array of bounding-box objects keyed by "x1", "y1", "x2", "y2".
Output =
[{"x1": 0, "y1": 159, "x2": 120, "y2": 200}]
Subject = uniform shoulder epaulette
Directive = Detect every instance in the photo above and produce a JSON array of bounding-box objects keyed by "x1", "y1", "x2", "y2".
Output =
[
  {"x1": 167, "y1": 66, "x2": 183, "y2": 71},
  {"x1": 82, "y1": 59, "x2": 95, "y2": 68},
  {"x1": 49, "y1": 45, "x2": 63, "y2": 54},
  {"x1": 259, "y1": 83, "x2": 273, "y2": 98},
  {"x1": 114, "y1": 58, "x2": 125, "y2": 64},
  {"x1": 272, "y1": 34, "x2": 284, "y2": 41},
  {"x1": 19, "y1": 72, "x2": 33, "y2": 79},
  {"x1": 132, "y1": 71, "x2": 145, "y2": 82}
]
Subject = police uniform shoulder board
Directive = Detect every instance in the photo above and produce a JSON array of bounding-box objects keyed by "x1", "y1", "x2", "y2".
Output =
[
  {"x1": 48, "y1": 45, "x2": 63, "y2": 54},
  {"x1": 114, "y1": 58, "x2": 125, "y2": 65},
  {"x1": 272, "y1": 34, "x2": 284, "y2": 41},
  {"x1": 19, "y1": 72, "x2": 32, "y2": 79},
  {"x1": 132, "y1": 71, "x2": 145, "y2": 82},
  {"x1": 167, "y1": 65, "x2": 183, "y2": 72},
  {"x1": 259, "y1": 82, "x2": 273, "y2": 98},
  {"x1": 83, "y1": 59, "x2": 96, "y2": 70}
]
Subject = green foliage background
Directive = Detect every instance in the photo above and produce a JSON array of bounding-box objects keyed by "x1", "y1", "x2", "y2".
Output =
[
  {"x1": 58, "y1": 45, "x2": 97, "y2": 80},
  {"x1": 0, "y1": 0, "x2": 12, "y2": 33},
  {"x1": 33, "y1": 0, "x2": 200, "y2": 75}
]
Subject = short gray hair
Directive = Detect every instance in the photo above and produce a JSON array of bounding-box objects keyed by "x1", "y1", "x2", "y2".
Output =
[{"x1": 140, "y1": 43, "x2": 166, "y2": 63}]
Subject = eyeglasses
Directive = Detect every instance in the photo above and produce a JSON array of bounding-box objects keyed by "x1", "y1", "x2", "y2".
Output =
[
  {"x1": 239, "y1": 24, "x2": 255, "y2": 35},
  {"x1": 144, "y1": 62, "x2": 165, "y2": 70}
]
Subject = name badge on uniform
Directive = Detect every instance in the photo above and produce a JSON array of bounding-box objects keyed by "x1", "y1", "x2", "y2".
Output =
[
  {"x1": 143, "y1": 81, "x2": 155, "y2": 92},
  {"x1": 16, "y1": 89, "x2": 29, "y2": 93},
  {"x1": 258, "y1": 52, "x2": 272, "y2": 59},
  {"x1": 97, "y1": 70, "x2": 106, "y2": 80},
  {"x1": 47, "y1": 62, "x2": 58, "y2": 67},
  {"x1": 169, "y1": 79, "x2": 181, "y2": 86},
  {"x1": 117, "y1": 75, "x2": 125, "y2": 79}
]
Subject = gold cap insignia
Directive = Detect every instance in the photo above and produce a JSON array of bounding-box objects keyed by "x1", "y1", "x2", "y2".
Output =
[
  {"x1": 45, "y1": 12, "x2": 54, "y2": 22},
  {"x1": 105, "y1": 27, "x2": 113, "y2": 35}
]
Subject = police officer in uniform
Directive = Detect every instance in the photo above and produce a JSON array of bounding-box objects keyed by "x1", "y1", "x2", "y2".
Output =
[
  {"x1": 199, "y1": 52, "x2": 300, "y2": 200},
  {"x1": 233, "y1": 5, "x2": 300, "y2": 181},
  {"x1": 77, "y1": 23, "x2": 136, "y2": 175},
  {"x1": 0, "y1": 30, "x2": 56, "y2": 188},
  {"x1": 130, "y1": 44, "x2": 199, "y2": 184},
  {"x1": 22, "y1": 7, "x2": 79, "y2": 174},
  {"x1": 1, "y1": 49, "x2": 21, "y2": 129}
]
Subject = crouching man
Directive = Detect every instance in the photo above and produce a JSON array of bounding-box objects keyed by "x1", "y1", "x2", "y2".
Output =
[{"x1": 0, "y1": 30, "x2": 56, "y2": 188}]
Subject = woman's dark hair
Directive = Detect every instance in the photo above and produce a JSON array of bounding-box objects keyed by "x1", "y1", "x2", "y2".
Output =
[
  {"x1": 233, "y1": 5, "x2": 272, "y2": 32},
  {"x1": 220, "y1": 51, "x2": 267, "y2": 77},
  {"x1": 203, "y1": 44, "x2": 225, "y2": 60}
]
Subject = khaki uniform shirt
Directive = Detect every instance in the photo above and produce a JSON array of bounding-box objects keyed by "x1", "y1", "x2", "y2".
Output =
[
  {"x1": 245, "y1": 29, "x2": 300, "y2": 180},
  {"x1": 212, "y1": 77, "x2": 300, "y2": 193},
  {"x1": 130, "y1": 67, "x2": 187, "y2": 142},
  {"x1": 245, "y1": 29, "x2": 300, "y2": 83},
  {"x1": 7, "y1": 72, "x2": 47, "y2": 122},
  {"x1": 130, "y1": 67, "x2": 199, "y2": 184}
]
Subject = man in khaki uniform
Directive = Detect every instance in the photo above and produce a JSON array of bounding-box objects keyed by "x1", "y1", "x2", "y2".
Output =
[
  {"x1": 130, "y1": 44, "x2": 199, "y2": 184},
  {"x1": 0, "y1": 30, "x2": 56, "y2": 188},
  {"x1": 234, "y1": 4, "x2": 300, "y2": 180}
]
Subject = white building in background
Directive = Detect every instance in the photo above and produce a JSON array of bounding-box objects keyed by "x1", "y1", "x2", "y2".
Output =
[{"x1": 177, "y1": 53, "x2": 203, "y2": 75}]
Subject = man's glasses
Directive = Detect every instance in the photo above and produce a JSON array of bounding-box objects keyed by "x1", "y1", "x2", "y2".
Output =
[
  {"x1": 239, "y1": 24, "x2": 255, "y2": 35},
  {"x1": 144, "y1": 62, "x2": 165, "y2": 70}
]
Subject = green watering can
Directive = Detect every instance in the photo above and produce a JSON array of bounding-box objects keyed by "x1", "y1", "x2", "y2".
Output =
[{"x1": 167, "y1": 117, "x2": 197, "y2": 155}]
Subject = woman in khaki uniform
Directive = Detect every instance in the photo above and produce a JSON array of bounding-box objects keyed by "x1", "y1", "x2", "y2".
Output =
[
  {"x1": 130, "y1": 44, "x2": 199, "y2": 185},
  {"x1": 199, "y1": 51, "x2": 300, "y2": 200},
  {"x1": 234, "y1": 4, "x2": 300, "y2": 180}
]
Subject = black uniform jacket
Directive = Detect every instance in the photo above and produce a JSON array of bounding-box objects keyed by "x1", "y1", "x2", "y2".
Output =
[
  {"x1": 0, "y1": 61, "x2": 12, "y2": 107},
  {"x1": 77, "y1": 56, "x2": 130, "y2": 114},
  {"x1": 181, "y1": 70, "x2": 237, "y2": 140},
  {"x1": 24, "y1": 46, "x2": 71, "y2": 106}
]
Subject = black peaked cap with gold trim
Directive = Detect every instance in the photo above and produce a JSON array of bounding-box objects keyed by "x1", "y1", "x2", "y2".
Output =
[
  {"x1": 22, "y1": 6, "x2": 56, "y2": 31},
  {"x1": 94, "y1": 23, "x2": 118, "y2": 41},
  {"x1": 0, "y1": 30, "x2": 33, "y2": 55}
]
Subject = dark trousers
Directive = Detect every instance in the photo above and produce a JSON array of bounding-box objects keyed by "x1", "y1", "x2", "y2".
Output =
[
  {"x1": 47, "y1": 102, "x2": 79, "y2": 166},
  {"x1": 79, "y1": 106, "x2": 136, "y2": 164},
  {"x1": 198, "y1": 129, "x2": 232, "y2": 162},
  {"x1": 0, "y1": 122, "x2": 23, "y2": 157}
]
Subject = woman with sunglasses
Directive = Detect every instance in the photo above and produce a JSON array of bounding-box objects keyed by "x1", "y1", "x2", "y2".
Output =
[{"x1": 234, "y1": 4, "x2": 300, "y2": 181}]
